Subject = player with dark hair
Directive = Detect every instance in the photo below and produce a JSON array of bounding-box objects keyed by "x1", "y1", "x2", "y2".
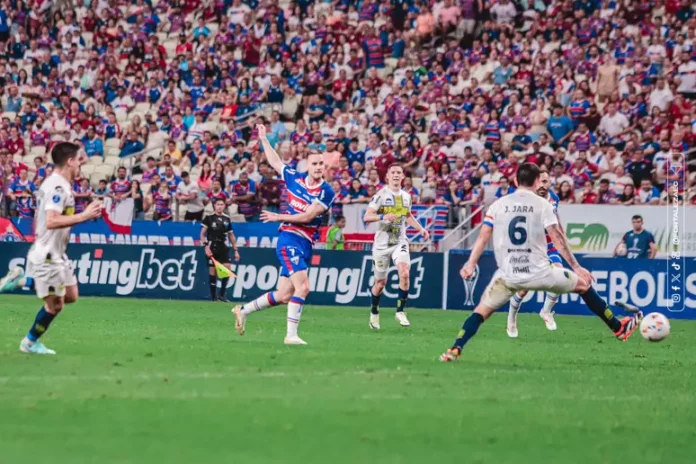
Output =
[
  {"x1": 232, "y1": 124, "x2": 335, "y2": 345},
  {"x1": 200, "y1": 197, "x2": 240, "y2": 302},
  {"x1": 440, "y1": 163, "x2": 643, "y2": 362},
  {"x1": 0, "y1": 142, "x2": 103, "y2": 354}
]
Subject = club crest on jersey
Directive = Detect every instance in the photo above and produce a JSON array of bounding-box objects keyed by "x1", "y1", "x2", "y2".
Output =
[{"x1": 52, "y1": 194, "x2": 61, "y2": 204}]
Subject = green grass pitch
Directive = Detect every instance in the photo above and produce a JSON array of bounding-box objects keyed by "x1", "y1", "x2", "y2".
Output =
[{"x1": 1, "y1": 295, "x2": 695, "y2": 464}]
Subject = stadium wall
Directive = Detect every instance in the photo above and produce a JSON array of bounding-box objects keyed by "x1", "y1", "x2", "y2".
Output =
[{"x1": 0, "y1": 243, "x2": 693, "y2": 319}]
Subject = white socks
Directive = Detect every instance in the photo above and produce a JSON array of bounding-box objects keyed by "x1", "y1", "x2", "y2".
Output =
[
  {"x1": 241, "y1": 292, "x2": 278, "y2": 316},
  {"x1": 542, "y1": 292, "x2": 558, "y2": 314},
  {"x1": 286, "y1": 296, "x2": 305, "y2": 338}
]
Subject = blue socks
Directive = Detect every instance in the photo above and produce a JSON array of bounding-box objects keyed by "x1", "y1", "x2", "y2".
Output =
[
  {"x1": 370, "y1": 291, "x2": 381, "y2": 315},
  {"x1": 581, "y1": 286, "x2": 621, "y2": 332},
  {"x1": 453, "y1": 313, "x2": 485, "y2": 350},
  {"x1": 27, "y1": 306, "x2": 56, "y2": 342},
  {"x1": 396, "y1": 287, "x2": 408, "y2": 313},
  {"x1": 24, "y1": 276, "x2": 35, "y2": 290}
]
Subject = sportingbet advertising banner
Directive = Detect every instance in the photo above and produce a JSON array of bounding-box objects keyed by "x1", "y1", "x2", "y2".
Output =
[
  {"x1": 0, "y1": 243, "x2": 209, "y2": 300},
  {"x1": 11, "y1": 218, "x2": 280, "y2": 247},
  {"x1": 446, "y1": 250, "x2": 696, "y2": 319},
  {"x1": 558, "y1": 205, "x2": 696, "y2": 257},
  {"x1": 0, "y1": 243, "x2": 444, "y2": 307},
  {"x1": 225, "y1": 248, "x2": 444, "y2": 308}
]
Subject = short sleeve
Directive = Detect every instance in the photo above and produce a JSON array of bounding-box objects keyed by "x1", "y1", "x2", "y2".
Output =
[
  {"x1": 647, "y1": 232, "x2": 655, "y2": 244},
  {"x1": 368, "y1": 191, "x2": 382, "y2": 210},
  {"x1": 314, "y1": 185, "x2": 335, "y2": 210},
  {"x1": 281, "y1": 164, "x2": 297, "y2": 185},
  {"x1": 44, "y1": 185, "x2": 67, "y2": 213},
  {"x1": 483, "y1": 202, "x2": 496, "y2": 228},
  {"x1": 202, "y1": 215, "x2": 210, "y2": 228},
  {"x1": 541, "y1": 200, "x2": 558, "y2": 229}
]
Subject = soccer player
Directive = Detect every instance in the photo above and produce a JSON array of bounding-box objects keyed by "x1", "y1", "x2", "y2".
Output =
[
  {"x1": 0, "y1": 142, "x2": 102, "y2": 354},
  {"x1": 506, "y1": 171, "x2": 562, "y2": 338},
  {"x1": 232, "y1": 124, "x2": 335, "y2": 345},
  {"x1": 200, "y1": 198, "x2": 240, "y2": 303},
  {"x1": 363, "y1": 164, "x2": 430, "y2": 329},
  {"x1": 440, "y1": 163, "x2": 643, "y2": 362}
]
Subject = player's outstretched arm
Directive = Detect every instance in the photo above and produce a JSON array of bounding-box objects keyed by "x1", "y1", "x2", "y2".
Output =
[
  {"x1": 261, "y1": 203, "x2": 326, "y2": 224},
  {"x1": 46, "y1": 201, "x2": 102, "y2": 230},
  {"x1": 406, "y1": 214, "x2": 430, "y2": 242},
  {"x1": 256, "y1": 124, "x2": 285, "y2": 175},
  {"x1": 462, "y1": 224, "x2": 493, "y2": 278}
]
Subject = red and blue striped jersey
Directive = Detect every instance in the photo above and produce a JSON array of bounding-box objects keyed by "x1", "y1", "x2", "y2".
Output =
[
  {"x1": 280, "y1": 165, "x2": 335, "y2": 244},
  {"x1": 110, "y1": 179, "x2": 131, "y2": 195},
  {"x1": 546, "y1": 190, "x2": 560, "y2": 254}
]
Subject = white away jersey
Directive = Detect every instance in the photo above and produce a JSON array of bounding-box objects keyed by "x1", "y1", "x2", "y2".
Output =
[
  {"x1": 368, "y1": 188, "x2": 412, "y2": 250},
  {"x1": 30, "y1": 173, "x2": 76, "y2": 263},
  {"x1": 483, "y1": 189, "x2": 558, "y2": 283}
]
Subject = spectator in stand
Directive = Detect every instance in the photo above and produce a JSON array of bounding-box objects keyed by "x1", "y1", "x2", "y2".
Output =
[
  {"x1": 83, "y1": 126, "x2": 104, "y2": 158},
  {"x1": 442, "y1": 179, "x2": 464, "y2": 206},
  {"x1": 132, "y1": 180, "x2": 145, "y2": 220},
  {"x1": 547, "y1": 105, "x2": 575, "y2": 148},
  {"x1": 93, "y1": 180, "x2": 109, "y2": 201},
  {"x1": 152, "y1": 182, "x2": 173, "y2": 222},
  {"x1": 8, "y1": 167, "x2": 35, "y2": 218},
  {"x1": 74, "y1": 178, "x2": 93, "y2": 214},
  {"x1": 558, "y1": 181, "x2": 575, "y2": 204},
  {"x1": 580, "y1": 180, "x2": 599, "y2": 204},
  {"x1": 597, "y1": 179, "x2": 618, "y2": 205},
  {"x1": 346, "y1": 178, "x2": 368, "y2": 204},
  {"x1": 230, "y1": 172, "x2": 257, "y2": 221},
  {"x1": 495, "y1": 177, "x2": 516, "y2": 199},
  {"x1": 162, "y1": 165, "x2": 182, "y2": 193},
  {"x1": 111, "y1": 167, "x2": 132, "y2": 201},
  {"x1": 120, "y1": 131, "x2": 145, "y2": 158},
  {"x1": 619, "y1": 184, "x2": 637, "y2": 206},
  {"x1": 176, "y1": 172, "x2": 204, "y2": 222},
  {"x1": 638, "y1": 178, "x2": 661, "y2": 205},
  {"x1": 257, "y1": 168, "x2": 283, "y2": 214}
]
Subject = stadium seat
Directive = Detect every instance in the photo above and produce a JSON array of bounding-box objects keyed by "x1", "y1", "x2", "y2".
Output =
[
  {"x1": 81, "y1": 164, "x2": 96, "y2": 176},
  {"x1": 13, "y1": 154, "x2": 23, "y2": 163},
  {"x1": 132, "y1": 173, "x2": 143, "y2": 182},
  {"x1": 105, "y1": 139, "x2": 121, "y2": 150},
  {"x1": 134, "y1": 103, "x2": 151, "y2": 113},
  {"x1": 416, "y1": 132, "x2": 429, "y2": 145},
  {"x1": 412, "y1": 177, "x2": 423, "y2": 191},
  {"x1": 89, "y1": 172, "x2": 104, "y2": 187},
  {"x1": 141, "y1": 183, "x2": 151, "y2": 194},
  {"x1": 284, "y1": 122, "x2": 296, "y2": 132},
  {"x1": 228, "y1": 204, "x2": 238, "y2": 215},
  {"x1": 105, "y1": 147, "x2": 121, "y2": 158},
  {"x1": 29, "y1": 146, "x2": 47, "y2": 158},
  {"x1": 2, "y1": 112, "x2": 17, "y2": 120},
  {"x1": 230, "y1": 214, "x2": 246, "y2": 222}
]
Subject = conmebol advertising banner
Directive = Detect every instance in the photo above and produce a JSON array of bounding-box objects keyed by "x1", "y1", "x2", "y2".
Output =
[
  {"x1": 446, "y1": 251, "x2": 696, "y2": 319},
  {"x1": 558, "y1": 205, "x2": 696, "y2": 257},
  {"x1": 10, "y1": 218, "x2": 280, "y2": 247}
]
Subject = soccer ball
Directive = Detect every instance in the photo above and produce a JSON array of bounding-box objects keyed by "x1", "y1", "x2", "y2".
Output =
[
  {"x1": 616, "y1": 243, "x2": 627, "y2": 256},
  {"x1": 640, "y1": 312, "x2": 671, "y2": 342}
]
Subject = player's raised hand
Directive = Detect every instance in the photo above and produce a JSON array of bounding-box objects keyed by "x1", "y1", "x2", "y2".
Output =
[
  {"x1": 84, "y1": 200, "x2": 103, "y2": 220},
  {"x1": 260, "y1": 210, "x2": 279, "y2": 223},
  {"x1": 460, "y1": 263, "x2": 476, "y2": 280},
  {"x1": 383, "y1": 213, "x2": 397, "y2": 223},
  {"x1": 256, "y1": 123, "x2": 267, "y2": 140}
]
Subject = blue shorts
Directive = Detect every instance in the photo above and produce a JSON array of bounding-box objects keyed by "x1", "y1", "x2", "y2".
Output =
[
  {"x1": 276, "y1": 232, "x2": 313, "y2": 278},
  {"x1": 548, "y1": 251, "x2": 562, "y2": 265}
]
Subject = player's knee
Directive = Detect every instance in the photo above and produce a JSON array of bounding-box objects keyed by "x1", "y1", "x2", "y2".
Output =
[
  {"x1": 64, "y1": 294, "x2": 78, "y2": 304},
  {"x1": 295, "y1": 280, "x2": 310, "y2": 298},
  {"x1": 575, "y1": 278, "x2": 591, "y2": 294},
  {"x1": 275, "y1": 288, "x2": 292, "y2": 304},
  {"x1": 47, "y1": 303, "x2": 64, "y2": 315},
  {"x1": 398, "y1": 268, "x2": 410, "y2": 283},
  {"x1": 517, "y1": 290, "x2": 528, "y2": 298},
  {"x1": 373, "y1": 278, "x2": 386, "y2": 292}
]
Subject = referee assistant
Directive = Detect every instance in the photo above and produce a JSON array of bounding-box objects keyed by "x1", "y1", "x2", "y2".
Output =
[{"x1": 200, "y1": 198, "x2": 240, "y2": 302}]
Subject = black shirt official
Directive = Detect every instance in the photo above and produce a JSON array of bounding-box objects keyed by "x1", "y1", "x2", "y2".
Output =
[{"x1": 201, "y1": 199, "x2": 240, "y2": 302}]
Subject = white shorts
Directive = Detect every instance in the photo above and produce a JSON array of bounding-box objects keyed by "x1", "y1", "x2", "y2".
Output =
[
  {"x1": 480, "y1": 267, "x2": 579, "y2": 310},
  {"x1": 372, "y1": 243, "x2": 410, "y2": 279},
  {"x1": 26, "y1": 258, "x2": 77, "y2": 299}
]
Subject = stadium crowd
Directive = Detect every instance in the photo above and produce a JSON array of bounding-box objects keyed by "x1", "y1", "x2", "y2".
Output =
[{"x1": 0, "y1": 0, "x2": 695, "y2": 225}]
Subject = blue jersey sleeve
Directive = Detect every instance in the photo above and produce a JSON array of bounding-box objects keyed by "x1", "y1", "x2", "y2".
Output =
[
  {"x1": 315, "y1": 183, "x2": 336, "y2": 210},
  {"x1": 647, "y1": 232, "x2": 655, "y2": 244},
  {"x1": 281, "y1": 164, "x2": 299, "y2": 186},
  {"x1": 248, "y1": 179, "x2": 257, "y2": 194}
]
